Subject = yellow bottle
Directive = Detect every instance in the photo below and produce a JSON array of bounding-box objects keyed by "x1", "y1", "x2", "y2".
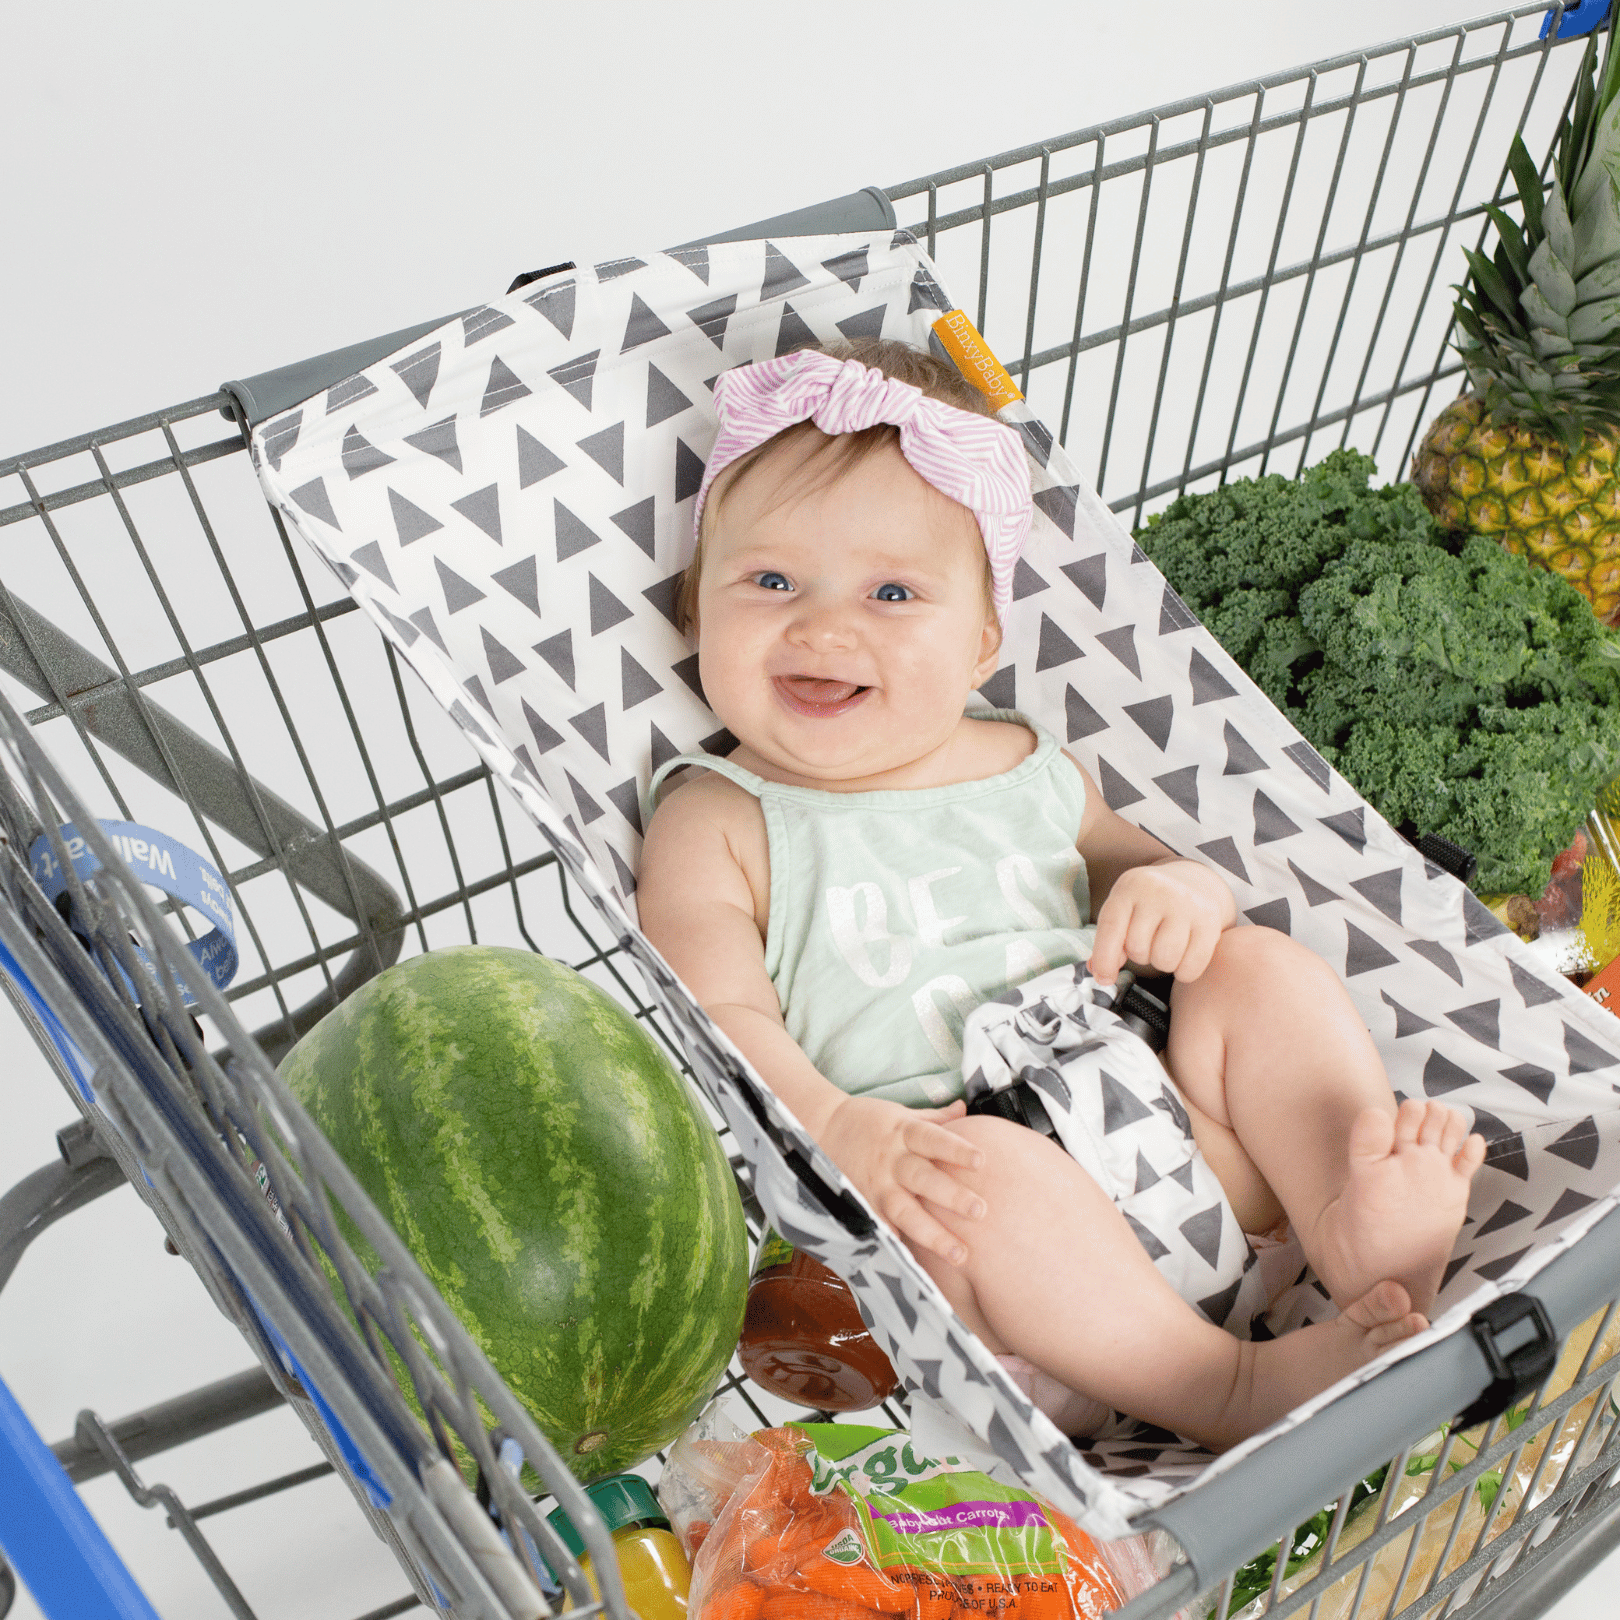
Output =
[{"x1": 548, "y1": 1473, "x2": 691, "y2": 1620}]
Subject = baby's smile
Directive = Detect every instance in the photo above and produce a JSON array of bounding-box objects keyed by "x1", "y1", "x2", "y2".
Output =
[{"x1": 772, "y1": 675, "x2": 872, "y2": 717}]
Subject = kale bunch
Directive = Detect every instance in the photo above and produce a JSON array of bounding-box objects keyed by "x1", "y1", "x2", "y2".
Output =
[{"x1": 1136, "y1": 449, "x2": 1620, "y2": 897}]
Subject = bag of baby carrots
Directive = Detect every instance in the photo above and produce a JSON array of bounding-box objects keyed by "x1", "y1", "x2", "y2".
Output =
[{"x1": 667, "y1": 1420, "x2": 1142, "y2": 1620}]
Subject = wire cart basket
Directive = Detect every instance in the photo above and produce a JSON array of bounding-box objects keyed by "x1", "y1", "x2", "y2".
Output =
[{"x1": 6, "y1": 4, "x2": 1620, "y2": 1617}]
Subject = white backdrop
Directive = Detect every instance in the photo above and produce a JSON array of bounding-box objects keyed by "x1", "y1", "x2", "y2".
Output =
[{"x1": 2, "y1": 3, "x2": 1613, "y2": 1616}]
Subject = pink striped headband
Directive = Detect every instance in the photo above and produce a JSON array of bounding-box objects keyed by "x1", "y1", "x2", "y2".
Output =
[{"x1": 692, "y1": 350, "x2": 1032, "y2": 619}]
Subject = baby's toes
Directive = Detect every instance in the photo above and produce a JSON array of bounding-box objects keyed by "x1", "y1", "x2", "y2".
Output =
[
  {"x1": 1366, "y1": 1309, "x2": 1429, "y2": 1351},
  {"x1": 1393, "y1": 1097, "x2": 1427, "y2": 1147},
  {"x1": 1455, "y1": 1130, "x2": 1487, "y2": 1179},
  {"x1": 1438, "y1": 1105, "x2": 1470, "y2": 1158},
  {"x1": 1350, "y1": 1106, "x2": 1396, "y2": 1165},
  {"x1": 1344, "y1": 1278, "x2": 1413, "y2": 1329},
  {"x1": 1417, "y1": 1100, "x2": 1454, "y2": 1149}
]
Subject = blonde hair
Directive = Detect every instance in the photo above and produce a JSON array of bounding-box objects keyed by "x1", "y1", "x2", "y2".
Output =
[{"x1": 675, "y1": 338, "x2": 999, "y2": 635}]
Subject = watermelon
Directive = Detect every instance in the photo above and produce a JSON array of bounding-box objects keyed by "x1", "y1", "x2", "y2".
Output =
[{"x1": 279, "y1": 944, "x2": 749, "y2": 1480}]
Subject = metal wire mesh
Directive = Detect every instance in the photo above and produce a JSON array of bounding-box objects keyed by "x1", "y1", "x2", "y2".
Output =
[{"x1": 5, "y1": 4, "x2": 1620, "y2": 1618}]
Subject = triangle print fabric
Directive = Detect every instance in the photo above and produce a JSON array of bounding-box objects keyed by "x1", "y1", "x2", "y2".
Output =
[{"x1": 252, "y1": 232, "x2": 1620, "y2": 1537}]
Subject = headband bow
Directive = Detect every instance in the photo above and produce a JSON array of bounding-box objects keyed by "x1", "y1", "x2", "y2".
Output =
[{"x1": 693, "y1": 350, "x2": 1032, "y2": 619}]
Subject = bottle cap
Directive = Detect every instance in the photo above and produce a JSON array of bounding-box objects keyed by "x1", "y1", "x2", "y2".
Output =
[{"x1": 548, "y1": 1473, "x2": 668, "y2": 1559}]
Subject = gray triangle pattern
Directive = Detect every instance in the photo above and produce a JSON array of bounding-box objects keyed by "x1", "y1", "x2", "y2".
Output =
[
  {"x1": 253, "y1": 230, "x2": 1620, "y2": 1533},
  {"x1": 1153, "y1": 765, "x2": 1199, "y2": 821},
  {"x1": 686, "y1": 294, "x2": 736, "y2": 349},
  {"x1": 761, "y1": 242, "x2": 812, "y2": 301},
  {"x1": 341, "y1": 424, "x2": 395, "y2": 479},
  {"x1": 525, "y1": 278, "x2": 576, "y2": 339},
  {"x1": 776, "y1": 303, "x2": 818, "y2": 356},
  {"x1": 577, "y1": 421, "x2": 625, "y2": 484},
  {"x1": 260, "y1": 409, "x2": 302, "y2": 471},
  {"x1": 491, "y1": 556, "x2": 540, "y2": 617},
  {"x1": 1060, "y1": 553, "x2": 1106, "y2": 606},
  {"x1": 1123, "y1": 695, "x2": 1173, "y2": 751},
  {"x1": 622, "y1": 293, "x2": 672, "y2": 353},
  {"x1": 481, "y1": 356, "x2": 531, "y2": 416},
  {"x1": 611, "y1": 497, "x2": 657, "y2": 558},
  {"x1": 389, "y1": 487, "x2": 443, "y2": 546},
  {"x1": 391, "y1": 342, "x2": 441, "y2": 407},
  {"x1": 674, "y1": 439, "x2": 705, "y2": 503},
  {"x1": 481, "y1": 627, "x2": 526, "y2": 684},
  {"x1": 290, "y1": 477, "x2": 341, "y2": 529},
  {"x1": 1036, "y1": 614, "x2": 1083, "y2": 671},
  {"x1": 836, "y1": 306, "x2": 888, "y2": 344},
  {"x1": 463, "y1": 306, "x2": 516, "y2": 345},
  {"x1": 548, "y1": 350, "x2": 599, "y2": 410},
  {"x1": 404, "y1": 416, "x2": 461, "y2": 471},
  {"x1": 351, "y1": 541, "x2": 395, "y2": 589},
  {"x1": 666, "y1": 245, "x2": 709, "y2": 284},
  {"x1": 517, "y1": 426, "x2": 567, "y2": 488},
  {"x1": 554, "y1": 501, "x2": 602, "y2": 561},
  {"x1": 326, "y1": 373, "x2": 377, "y2": 413},
  {"x1": 435, "y1": 557, "x2": 485, "y2": 614},
  {"x1": 646, "y1": 365, "x2": 693, "y2": 427},
  {"x1": 451, "y1": 484, "x2": 502, "y2": 544},
  {"x1": 821, "y1": 246, "x2": 868, "y2": 292},
  {"x1": 533, "y1": 628, "x2": 575, "y2": 690}
]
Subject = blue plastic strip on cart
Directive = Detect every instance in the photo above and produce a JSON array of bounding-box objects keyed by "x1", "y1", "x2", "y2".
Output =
[
  {"x1": 29, "y1": 820, "x2": 238, "y2": 1005},
  {"x1": 0, "y1": 932, "x2": 96, "y2": 1101},
  {"x1": 1542, "y1": 0, "x2": 1609, "y2": 39},
  {"x1": 0, "y1": 1371, "x2": 163, "y2": 1620},
  {"x1": 247, "y1": 1300, "x2": 395, "y2": 1511}
]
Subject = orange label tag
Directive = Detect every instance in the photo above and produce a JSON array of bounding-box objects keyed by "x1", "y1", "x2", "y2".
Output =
[
  {"x1": 931, "y1": 311, "x2": 1023, "y2": 407},
  {"x1": 1584, "y1": 953, "x2": 1620, "y2": 1012}
]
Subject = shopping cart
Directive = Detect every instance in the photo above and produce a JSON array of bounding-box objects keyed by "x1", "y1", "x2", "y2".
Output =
[{"x1": 6, "y1": 4, "x2": 1620, "y2": 1617}]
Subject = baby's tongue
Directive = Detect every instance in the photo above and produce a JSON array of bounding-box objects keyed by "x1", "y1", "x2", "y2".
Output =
[{"x1": 780, "y1": 676, "x2": 862, "y2": 705}]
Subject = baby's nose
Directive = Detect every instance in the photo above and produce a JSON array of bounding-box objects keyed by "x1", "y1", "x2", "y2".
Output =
[{"x1": 790, "y1": 598, "x2": 859, "y2": 649}]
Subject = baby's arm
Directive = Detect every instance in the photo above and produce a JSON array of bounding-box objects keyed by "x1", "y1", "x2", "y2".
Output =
[
  {"x1": 1066, "y1": 751, "x2": 1236, "y2": 986},
  {"x1": 638, "y1": 775, "x2": 986, "y2": 1264}
]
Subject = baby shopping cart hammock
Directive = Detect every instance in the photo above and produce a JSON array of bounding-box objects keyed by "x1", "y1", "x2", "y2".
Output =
[{"x1": 250, "y1": 230, "x2": 1620, "y2": 1542}]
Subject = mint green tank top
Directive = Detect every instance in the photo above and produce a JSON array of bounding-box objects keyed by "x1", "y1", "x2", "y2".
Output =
[{"x1": 648, "y1": 712, "x2": 1098, "y2": 1108}]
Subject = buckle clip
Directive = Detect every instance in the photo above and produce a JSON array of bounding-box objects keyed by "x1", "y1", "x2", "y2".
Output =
[{"x1": 1453, "y1": 1292, "x2": 1558, "y2": 1429}]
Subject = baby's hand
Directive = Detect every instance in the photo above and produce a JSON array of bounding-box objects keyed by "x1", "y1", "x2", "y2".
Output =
[
  {"x1": 818, "y1": 1094, "x2": 986, "y2": 1265},
  {"x1": 1089, "y1": 859, "x2": 1231, "y2": 986}
]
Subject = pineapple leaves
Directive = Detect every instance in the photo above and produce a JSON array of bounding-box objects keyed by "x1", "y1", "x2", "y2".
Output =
[
  {"x1": 1528, "y1": 239, "x2": 1578, "y2": 318},
  {"x1": 1543, "y1": 181, "x2": 1578, "y2": 270},
  {"x1": 1564, "y1": 39, "x2": 1600, "y2": 193},
  {"x1": 1485, "y1": 205, "x2": 1532, "y2": 288},
  {"x1": 1464, "y1": 246, "x2": 1523, "y2": 326},
  {"x1": 1598, "y1": 0, "x2": 1620, "y2": 125},
  {"x1": 1508, "y1": 136, "x2": 1545, "y2": 243}
]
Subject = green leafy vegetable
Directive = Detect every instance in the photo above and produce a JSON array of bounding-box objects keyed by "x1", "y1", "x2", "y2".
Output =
[
  {"x1": 1137, "y1": 450, "x2": 1620, "y2": 896},
  {"x1": 1223, "y1": 1406, "x2": 1531, "y2": 1617},
  {"x1": 1225, "y1": 1467, "x2": 1389, "y2": 1615}
]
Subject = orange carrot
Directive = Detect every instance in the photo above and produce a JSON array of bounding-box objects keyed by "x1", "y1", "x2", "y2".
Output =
[
  {"x1": 744, "y1": 1512, "x2": 809, "y2": 1571},
  {"x1": 761, "y1": 1594, "x2": 883, "y2": 1620},
  {"x1": 1014, "y1": 1576, "x2": 1073, "y2": 1620},
  {"x1": 799, "y1": 1562, "x2": 914, "y2": 1613},
  {"x1": 1038, "y1": 1506, "x2": 1123, "y2": 1615},
  {"x1": 707, "y1": 1585, "x2": 767, "y2": 1620},
  {"x1": 886, "y1": 1570, "x2": 952, "y2": 1620},
  {"x1": 952, "y1": 1575, "x2": 1019, "y2": 1620}
]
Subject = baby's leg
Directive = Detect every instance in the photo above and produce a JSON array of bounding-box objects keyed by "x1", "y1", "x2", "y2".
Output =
[
  {"x1": 1162, "y1": 926, "x2": 1486, "y2": 1316},
  {"x1": 914, "y1": 1115, "x2": 1425, "y2": 1451}
]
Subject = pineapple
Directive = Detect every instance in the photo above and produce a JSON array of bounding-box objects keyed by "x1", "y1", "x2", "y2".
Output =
[{"x1": 1411, "y1": 1, "x2": 1620, "y2": 624}]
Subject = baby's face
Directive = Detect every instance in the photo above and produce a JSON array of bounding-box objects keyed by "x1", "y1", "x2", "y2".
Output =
[{"x1": 694, "y1": 436, "x2": 1002, "y2": 789}]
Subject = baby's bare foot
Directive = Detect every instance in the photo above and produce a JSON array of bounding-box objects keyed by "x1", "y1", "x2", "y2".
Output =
[
  {"x1": 1310, "y1": 1101, "x2": 1486, "y2": 1316},
  {"x1": 1200, "y1": 1280, "x2": 1426, "y2": 1449}
]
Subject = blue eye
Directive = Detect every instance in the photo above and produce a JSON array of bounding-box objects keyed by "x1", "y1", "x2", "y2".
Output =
[
  {"x1": 872, "y1": 582, "x2": 913, "y2": 602},
  {"x1": 754, "y1": 571, "x2": 792, "y2": 591}
]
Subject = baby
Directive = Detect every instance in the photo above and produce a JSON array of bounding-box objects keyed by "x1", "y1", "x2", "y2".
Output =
[{"x1": 638, "y1": 339, "x2": 1486, "y2": 1451}]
